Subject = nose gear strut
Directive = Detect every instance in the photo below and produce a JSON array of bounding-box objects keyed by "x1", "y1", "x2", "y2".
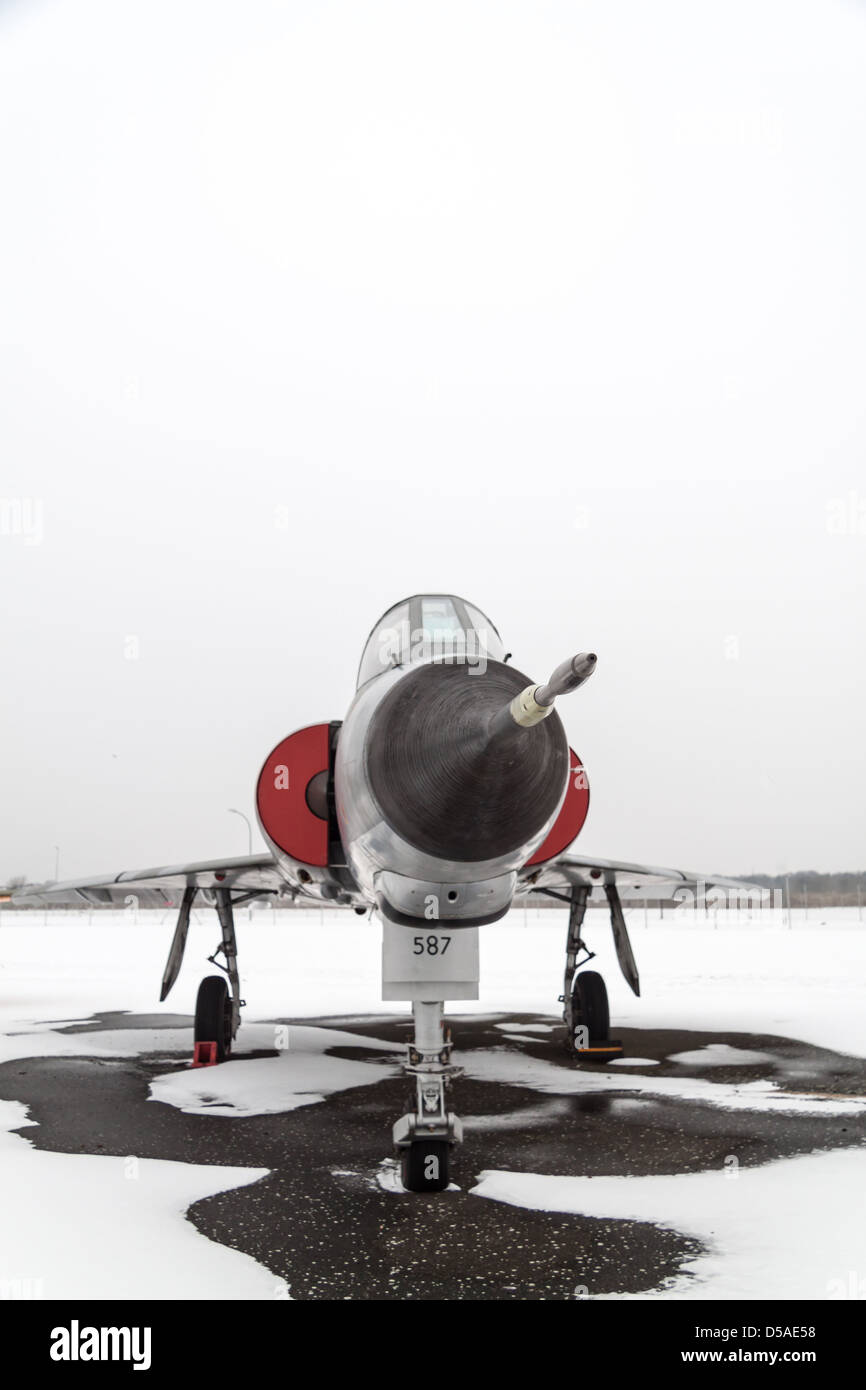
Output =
[{"x1": 393, "y1": 1002, "x2": 463, "y2": 1192}]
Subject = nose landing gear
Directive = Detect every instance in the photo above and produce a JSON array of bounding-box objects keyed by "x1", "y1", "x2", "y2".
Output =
[{"x1": 393, "y1": 1002, "x2": 463, "y2": 1192}]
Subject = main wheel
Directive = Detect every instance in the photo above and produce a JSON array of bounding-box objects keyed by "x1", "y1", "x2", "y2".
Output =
[
  {"x1": 400, "y1": 1139, "x2": 450, "y2": 1193},
  {"x1": 194, "y1": 975, "x2": 233, "y2": 1061},
  {"x1": 572, "y1": 969, "x2": 609, "y2": 1043}
]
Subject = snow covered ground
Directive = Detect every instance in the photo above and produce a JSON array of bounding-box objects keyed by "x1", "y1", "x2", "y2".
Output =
[
  {"x1": 2, "y1": 902, "x2": 865, "y2": 1050},
  {"x1": 0, "y1": 1098, "x2": 281, "y2": 1300},
  {"x1": 0, "y1": 905, "x2": 864, "y2": 1299},
  {"x1": 472, "y1": 1149, "x2": 866, "y2": 1301}
]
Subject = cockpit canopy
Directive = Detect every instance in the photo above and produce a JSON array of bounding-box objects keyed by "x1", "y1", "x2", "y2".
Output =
[{"x1": 357, "y1": 594, "x2": 506, "y2": 688}]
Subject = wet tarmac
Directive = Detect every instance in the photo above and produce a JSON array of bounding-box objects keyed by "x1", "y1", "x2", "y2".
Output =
[{"x1": 2, "y1": 1013, "x2": 864, "y2": 1300}]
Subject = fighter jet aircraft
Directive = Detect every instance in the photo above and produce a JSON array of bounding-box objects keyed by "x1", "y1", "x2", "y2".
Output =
[{"x1": 15, "y1": 595, "x2": 754, "y2": 1191}]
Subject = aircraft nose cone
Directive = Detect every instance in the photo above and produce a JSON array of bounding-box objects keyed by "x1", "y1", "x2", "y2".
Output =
[{"x1": 365, "y1": 660, "x2": 569, "y2": 863}]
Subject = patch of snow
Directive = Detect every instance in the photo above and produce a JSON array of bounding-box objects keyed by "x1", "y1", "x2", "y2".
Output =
[
  {"x1": 668, "y1": 1044, "x2": 774, "y2": 1066},
  {"x1": 376, "y1": 1158, "x2": 406, "y2": 1193},
  {"x1": 608, "y1": 1057, "x2": 660, "y2": 1067},
  {"x1": 471, "y1": 1149, "x2": 866, "y2": 1300},
  {"x1": 0, "y1": 1100, "x2": 283, "y2": 1299},
  {"x1": 495, "y1": 1022, "x2": 555, "y2": 1033},
  {"x1": 149, "y1": 1026, "x2": 401, "y2": 1117}
]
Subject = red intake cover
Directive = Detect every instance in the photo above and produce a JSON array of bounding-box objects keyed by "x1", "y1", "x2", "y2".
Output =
[
  {"x1": 525, "y1": 748, "x2": 589, "y2": 867},
  {"x1": 256, "y1": 724, "x2": 330, "y2": 867}
]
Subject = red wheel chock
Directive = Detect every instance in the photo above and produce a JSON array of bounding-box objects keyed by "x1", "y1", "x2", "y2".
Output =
[{"x1": 191, "y1": 1041, "x2": 219, "y2": 1067}]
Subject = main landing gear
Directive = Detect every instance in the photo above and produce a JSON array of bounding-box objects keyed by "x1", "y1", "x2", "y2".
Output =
[
  {"x1": 194, "y1": 975, "x2": 233, "y2": 1064},
  {"x1": 393, "y1": 1001, "x2": 463, "y2": 1192},
  {"x1": 558, "y1": 884, "x2": 625, "y2": 1063},
  {"x1": 160, "y1": 884, "x2": 247, "y2": 1067}
]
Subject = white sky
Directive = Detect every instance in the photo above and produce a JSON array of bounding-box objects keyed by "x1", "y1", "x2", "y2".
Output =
[{"x1": 1, "y1": 0, "x2": 864, "y2": 881}]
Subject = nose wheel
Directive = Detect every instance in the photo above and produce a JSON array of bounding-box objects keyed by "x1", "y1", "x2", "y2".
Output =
[{"x1": 400, "y1": 1137, "x2": 451, "y2": 1193}]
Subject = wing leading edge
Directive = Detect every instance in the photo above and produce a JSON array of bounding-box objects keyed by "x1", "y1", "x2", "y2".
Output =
[
  {"x1": 10, "y1": 854, "x2": 288, "y2": 909},
  {"x1": 522, "y1": 853, "x2": 763, "y2": 903}
]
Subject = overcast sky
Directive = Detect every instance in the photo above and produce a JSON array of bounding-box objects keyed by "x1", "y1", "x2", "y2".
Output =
[{"x1": 1, "y1": 0, "x2": 864, "y2": 884}]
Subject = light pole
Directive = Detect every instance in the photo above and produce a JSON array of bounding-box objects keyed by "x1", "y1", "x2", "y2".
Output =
[
  {"x1": 228, "y1": 808, "x2": 252, "y2": 857},
  {"x1": 785, "y1": 874, "x2": 791, "y2": 929},
  {"x1": 53, "y1": 845, "x2": 60, "y2": 882}
]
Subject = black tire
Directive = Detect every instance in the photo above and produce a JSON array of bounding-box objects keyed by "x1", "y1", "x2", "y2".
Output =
[
  {"x1": 401, "y1": 1139, "x2": 450, "y2": 1193},
  {"x1": 573, "y1": 970, "x2": 609, "y2": 1043},
  {"x1": 194, "y1": 975, "x2": 233, "y2": 1061}
]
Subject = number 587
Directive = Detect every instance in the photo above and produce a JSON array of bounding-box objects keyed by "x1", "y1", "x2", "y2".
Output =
[{"x1": 413, "y1": 935, "x2": 451, "y2": 956}]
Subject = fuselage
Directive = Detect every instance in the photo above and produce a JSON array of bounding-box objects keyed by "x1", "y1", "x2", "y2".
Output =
[{"x1": 256, "y1": 594, "x2": 587, "y2": 925}]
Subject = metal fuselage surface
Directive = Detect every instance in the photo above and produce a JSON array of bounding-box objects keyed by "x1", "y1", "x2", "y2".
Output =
[
  {"x1": 255, "y1": 595, "x2": 583, "y2": 925},
  {"x1": 333, "y1": 599, "x2": 572, "y2": 927}
]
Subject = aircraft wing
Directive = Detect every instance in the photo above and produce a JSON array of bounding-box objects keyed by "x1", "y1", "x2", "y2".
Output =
[
  {"x1": 521, "y1": 853, "x2": 763, "y2": 903},
  {"x1": 10, "y1": 853, "x2": 289, "y2": 909},
  {"x1": 520, "y1": 855, "x2": 763, "y2": 998}
]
